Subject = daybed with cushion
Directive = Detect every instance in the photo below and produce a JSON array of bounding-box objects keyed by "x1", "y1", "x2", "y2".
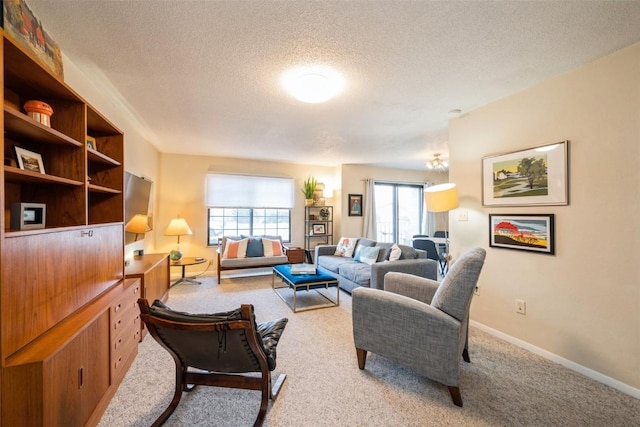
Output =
[
  {"x1": 217, "y1": 236, "x2": 288, "y2": 281},
  {"x1": 314, "y1": 237, "x2": 438, "y2": 293}
]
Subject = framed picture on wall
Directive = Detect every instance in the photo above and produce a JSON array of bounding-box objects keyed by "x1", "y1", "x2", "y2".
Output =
[
  {"x1": 348, "y1": 194, "x2": 362, "y2": 216},
  {"x1": 489, "y1": 214, "x2": 555, "y2": 255},
  {"x1": 482, "y1": 141, "x2": 569, "y2": 206}
]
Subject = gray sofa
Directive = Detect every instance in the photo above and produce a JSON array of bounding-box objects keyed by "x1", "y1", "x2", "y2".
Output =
[
  {"x1": 217, "y1": 236, "x2": 288, "y2": 281},
  {"x1": 314, "y1": 238, "x2": 438, "y2": 293}
]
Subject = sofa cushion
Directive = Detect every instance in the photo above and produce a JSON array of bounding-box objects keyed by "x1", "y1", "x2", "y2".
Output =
[
  {"x1": 375, "y1": 242, "x2": 393, "y2": 262},
  {"x1": 262, "y1": 237, "x2": 283, "y2": 256},
  {"x1": 388, "y1": 243, "x2": 402, "y2": 261},
  {"x1": 338, "y1": 262, "x2": 372, "y2": 286},
  {"x1": 334, "y1": 237, "x2": 358, "y2": 257},
  {"x1": 354, "y1": 245, "x2": 380, "y2": 265},
  {"x1": 317, "y1": 255, "x2": 354, "y2": 274},
  {"x1": 246, "y1": 237, "x2": 264, "y2": 257},
  {"x1": 398, "y1": 244, "x2": 422, "y2": 259},
  {"x1": 223, "y1": 238, "x2": 249, "y2": 259}
]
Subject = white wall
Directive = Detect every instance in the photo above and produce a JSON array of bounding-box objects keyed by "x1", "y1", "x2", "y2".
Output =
[{"x1": 449, "y1": 42, "x2": 640, "y2": 391}]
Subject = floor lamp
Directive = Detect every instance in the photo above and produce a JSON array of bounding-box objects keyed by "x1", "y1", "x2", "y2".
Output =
[
  {"x1": 424, "y1": 183, "x2": 459, "y2": 267},
  {"x1": 164, "y1": 217, "x2": 193, "y2": 261}
]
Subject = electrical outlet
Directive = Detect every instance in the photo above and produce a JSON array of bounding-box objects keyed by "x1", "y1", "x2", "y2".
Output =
[
  {"x1": 474, "y1": 286, "x2": 480, "y2": 296},
  {"x1": 516, "y1": 299, "x2": 526, "y2": 315},
  {"x1": 457, "y1": 210, "x2": 468, "y2": 221}
]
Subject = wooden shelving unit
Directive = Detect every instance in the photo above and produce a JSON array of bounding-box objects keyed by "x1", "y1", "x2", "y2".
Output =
[{"x1": 0, "y1": 30, "x2": 132, "y2": 426}]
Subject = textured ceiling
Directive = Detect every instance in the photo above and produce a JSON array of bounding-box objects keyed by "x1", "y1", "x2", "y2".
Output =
[{"x1": 26, "y1": 1, "x2": 640, "y2": 169}]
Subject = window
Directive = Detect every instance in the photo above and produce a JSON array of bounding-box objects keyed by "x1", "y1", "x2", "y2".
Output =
[
  {"x1": 207, "y1": 208, "x2": 291, "y2": 245},
  {"x1": 205, "y1": 174, "x2": 294, "y2": 245},
  {"x1": 374, "y1": 182, "x2": 424, "y2": 245}
]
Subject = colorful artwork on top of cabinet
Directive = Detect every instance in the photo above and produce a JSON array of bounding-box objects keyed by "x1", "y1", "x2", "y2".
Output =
[{"x1": 2, "y1": 0, "x2": 64, "y2": 78}]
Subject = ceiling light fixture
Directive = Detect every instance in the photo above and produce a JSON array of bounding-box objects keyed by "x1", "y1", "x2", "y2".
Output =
[
  {"x1": 281, "y1": 65, "x2": 345, "y2": 103},
  {"x1": 426, "y1": 153, "x2": 449, "y2": 171}
]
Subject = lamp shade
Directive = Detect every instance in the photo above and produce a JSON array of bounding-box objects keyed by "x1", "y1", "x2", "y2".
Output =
[
  {"x1": 164, "y1": 218, "x2": 193, "y2": 236},
  {"x1": 425, "y1": 183, "x2": 459, "y2": 212},
  {"x1": 124, "y1": 214, "x2": 150, "y2": 234}
]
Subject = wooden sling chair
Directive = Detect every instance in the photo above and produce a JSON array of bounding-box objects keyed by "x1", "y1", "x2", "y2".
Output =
[{"x1": 138, "y1": 299, "x2": 288, "y2": 427}]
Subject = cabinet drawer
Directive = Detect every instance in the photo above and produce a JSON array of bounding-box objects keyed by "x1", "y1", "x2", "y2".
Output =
[{"x1": 110, "y1": 319, "x2": 140, "y2": 381}]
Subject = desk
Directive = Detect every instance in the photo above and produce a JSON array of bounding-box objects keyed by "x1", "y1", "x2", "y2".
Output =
[{"x1": 170, "y1": 257, "x2": 207, "y2": 286}]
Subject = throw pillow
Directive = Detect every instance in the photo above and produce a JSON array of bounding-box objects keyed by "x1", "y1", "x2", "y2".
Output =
[
  {"x1": 222, "y1": 238, "x2": 249, "y2": 259},
  {"x1": 334, "y1": 237, "x2": 357, "y2": 257},
  {"x1": 262, "y1": 237, "x2": 283, "y2": 256},
  {"x1": 388, "y1": 243, "x2": 402, "y2": 261},
  {"x1": 354, "y1": 246, "x2": 380, "y2": 265},
  {"x1": 246, "y1": 237, "x2": 264, "y2": 257}
]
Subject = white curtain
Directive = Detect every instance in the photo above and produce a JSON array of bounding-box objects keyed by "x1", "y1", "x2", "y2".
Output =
[
  {"x1": 363, "y1": 178, "x2": 377, "y2": 239},
  {"x1": 206, "y1": 173, "x2": 294, "y2": 208},
  {"x1": 423, "y1": 182, "x2": 437, "y2": 235}
]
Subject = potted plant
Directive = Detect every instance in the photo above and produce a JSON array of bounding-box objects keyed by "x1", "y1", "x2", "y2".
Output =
[{"x1": 302, "y1": 176, "x2": 317, "y2": 206}]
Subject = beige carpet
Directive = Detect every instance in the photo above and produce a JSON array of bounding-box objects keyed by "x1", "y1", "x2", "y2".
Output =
[{"x1": 98, "y1": 273, "x2": 639, "y2": 426}]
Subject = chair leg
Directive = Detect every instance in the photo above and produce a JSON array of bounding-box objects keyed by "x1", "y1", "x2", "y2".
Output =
[
  {"x1": 462, "y1": 347, "x2": 471, "y2": 363},
  {"x1": 448, "y1": 386, "x2": 463, "y2": 407},
  {"x1": 356, "y1": 348, "x2": 367, "y2": 369},
  {"x1": 152, "y1": 363, "x2": 187, "y2": 427}
]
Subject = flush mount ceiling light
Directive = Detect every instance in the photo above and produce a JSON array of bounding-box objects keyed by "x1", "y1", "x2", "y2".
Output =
[
  {"x1": 281, "y1": 65, "x2": 345, "y2": 103},
  {"x1": 426, "y1": 153, "x2": 449, "y2": 171}
]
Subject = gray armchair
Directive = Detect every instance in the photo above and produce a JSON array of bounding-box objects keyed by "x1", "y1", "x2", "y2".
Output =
[{"x1": 352, "y1": 247, "x2": 486, "y2": 407}]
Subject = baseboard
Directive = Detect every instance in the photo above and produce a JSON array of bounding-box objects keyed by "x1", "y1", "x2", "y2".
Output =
[{"x1": 470, "y1": 320, "x2": 640, "y2": 399}]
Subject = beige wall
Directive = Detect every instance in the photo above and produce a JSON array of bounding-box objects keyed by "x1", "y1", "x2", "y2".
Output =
[
  {"x1": 449, "y1": 43, "x2": 640, "y2": 391},
  {"x1": 153, "y1": 154, "x2": 336, "y2": 263},
  {"x1": 339, "y1": 164, "x2": 448, "y2": 237}
]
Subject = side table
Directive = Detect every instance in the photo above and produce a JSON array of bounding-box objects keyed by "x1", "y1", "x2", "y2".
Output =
[
  {"x1": 283, "y1": 245, "x2": 305, "y2": 264},
  {"x1": 170, "y1": 257, "x2": 207, "y2": 286}
]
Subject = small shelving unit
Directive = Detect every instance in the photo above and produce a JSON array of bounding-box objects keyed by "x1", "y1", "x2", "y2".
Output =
[{"x1": 304, "y1": 205, "x2": 333, "y2": 261}]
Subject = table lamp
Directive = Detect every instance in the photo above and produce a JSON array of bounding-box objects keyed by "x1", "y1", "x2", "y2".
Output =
[
  {"x1": 124, "y1": 214, "x2": 150, "y2": 241},
  {"x1": 424, "y1": 183, "x2": 459, "y2": 261},
  {"x1": 164, "y1": 217, "x2": 192, "y2": 261}
]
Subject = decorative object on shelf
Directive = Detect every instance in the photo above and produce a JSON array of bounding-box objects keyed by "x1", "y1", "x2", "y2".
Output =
[
  {"x1": 482, "y1": 141, "x2": 569, "y2": 206},
  {"x1": 3, "y1": 0, "x2": 64, "y2": 78},
  {"x1": 313, "y1": 182, "x2": 325, "y2": 206},
  {"x1": 301, "y1": 176, "x2": 317, "y2": 206},
  {"x1": 23, "y1": 100, "x2": 54, "y2": 127},
  {"x1": 312, "y1": 224, "x2": 326, "y2": 235},
  {"x1": 124, "y1": 214, "x2": 151, "y2": 242},
  {"x1": 165, "y1": 217, "x2": 193, "y2": 261},
  {"x1": 489, "y1": 214, "x2": 555, "y2": 255},
  {"x1": 319, "y1": 208, "x2": 330, "y2": 220},
  {"x1": 426, "y1": 153, "x2": 449, "y2": 171},
  {"x1": 348, "y1": 194, "x2": 363, "y2": 216},
  {"x1": 86, "y1": 136, "x2": 97, "y2": 150},
  {"x1": 425, "y1": 183, "x2": 459, "y2": 259},
  {"x1": 10, "y1": 202, "x2": 46, "y2": 230},
  {"x1": 15, "y1": 146, "x2": 45, "y2": 173}
]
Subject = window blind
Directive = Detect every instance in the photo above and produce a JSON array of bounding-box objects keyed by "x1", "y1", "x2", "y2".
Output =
[{"x1": 205, "y1": 173, "x2": 294, "y2": 208}]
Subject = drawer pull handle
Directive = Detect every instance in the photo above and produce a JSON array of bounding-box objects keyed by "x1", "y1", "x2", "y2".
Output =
[
  {"x1": 78, "y1": 366, "x2": 84, "y2": 388},
  {"x1": 80, "y1": 230, "x2": 94, "y2": 237},
  {"x1": 114, "y1": 303, "x2": 121, "y2": 312},
  {"x1": 114, "y1": 319, "x2": 122, "y2": 330}
]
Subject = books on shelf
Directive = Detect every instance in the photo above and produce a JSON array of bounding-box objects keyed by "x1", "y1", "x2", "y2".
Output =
[{"x1": 290, "y1": 263, "x2": 316, "y2": 275}]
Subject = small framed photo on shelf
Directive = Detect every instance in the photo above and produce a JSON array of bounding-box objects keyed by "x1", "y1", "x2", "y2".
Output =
[
  {"x1": 15, "y1": 147, "x2": 45, "y2": 174},
  {"x1": 86, "y1": 136, "x2": 97, "y2": 150},
  {"x1": 348, "y1": 194, "x2": 363, "y2": 216},
  {"x1": 312, "y1": 224, "x2": 326, "y2": 235}
]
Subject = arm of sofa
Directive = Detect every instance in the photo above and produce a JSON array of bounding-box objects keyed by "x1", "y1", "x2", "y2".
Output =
[
  {"x1": 314, "y1": 245, "x2": 337, "y2": 266},
  {"x1": 369, "y1": 258, "x2": 438, "y2": 290}
]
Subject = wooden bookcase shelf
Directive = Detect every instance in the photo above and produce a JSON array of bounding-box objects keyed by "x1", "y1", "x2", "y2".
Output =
[{"x1": 0, "y1": 30, "x2": 132, "y2": 426}]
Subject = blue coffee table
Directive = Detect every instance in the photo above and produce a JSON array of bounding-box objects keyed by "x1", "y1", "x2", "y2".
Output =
[{"x1": 272, "y1": 264, "x2": 340, "y2": 312}]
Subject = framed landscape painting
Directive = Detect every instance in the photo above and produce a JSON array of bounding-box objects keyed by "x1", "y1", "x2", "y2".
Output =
[
  {"x1": 482, "y1": 141, "x2": 568, "y2": 206},
  {"x1": 489, "y1": 214, "x2": 555, "y2": 255}
]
